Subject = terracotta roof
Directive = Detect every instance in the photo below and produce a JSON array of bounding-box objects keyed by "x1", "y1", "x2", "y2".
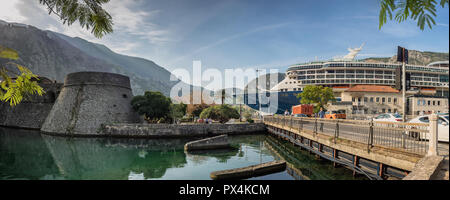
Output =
[{"x1": 345, "y1": 85, "x2": 399, "y2": 93}]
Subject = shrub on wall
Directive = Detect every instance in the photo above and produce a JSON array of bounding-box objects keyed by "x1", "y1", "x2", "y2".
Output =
[{"x1": 199, "y1": 105, "x2": 240, "y2": 123}]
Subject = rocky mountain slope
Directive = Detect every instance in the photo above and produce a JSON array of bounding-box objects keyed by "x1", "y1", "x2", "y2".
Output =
[
  {"x1": 0, "y1": 20, "x2": 181, "y2": 96},
  {"x1": 362, "y1": 50, "x2": 448, "y2": 65}
]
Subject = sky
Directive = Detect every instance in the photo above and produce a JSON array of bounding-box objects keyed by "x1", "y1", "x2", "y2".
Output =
[{"x1": 1, "y1": 0, "x2": 449, "y2": 74}]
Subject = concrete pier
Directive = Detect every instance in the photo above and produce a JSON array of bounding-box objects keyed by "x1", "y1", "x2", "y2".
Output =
[
  {"x1": 184, "y1": 135, "x2": 230, "y2": 151},
  {"x1": 210, "y1": 160, "x2": 286, "y2": 180}
]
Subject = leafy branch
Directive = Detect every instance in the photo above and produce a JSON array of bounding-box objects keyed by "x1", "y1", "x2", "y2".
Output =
[
  {"x1": 39, "y1": 0, "x2": 113, "y2": 38},
  {"x1": 379, "y1": 0, "x2": 448, "y2": 30},
  {"x1": 0, "y1": 45, "x2": 45, "y2": 106}
]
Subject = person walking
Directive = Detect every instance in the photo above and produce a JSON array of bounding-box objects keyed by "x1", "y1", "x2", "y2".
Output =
[{"x1": 284, "y1": 109, "x2": 290, "y2": 116}]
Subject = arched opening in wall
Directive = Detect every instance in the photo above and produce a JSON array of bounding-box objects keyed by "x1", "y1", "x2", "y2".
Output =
[{"x1": 48, "y1": 91, "x2": 56, "y2": 103}]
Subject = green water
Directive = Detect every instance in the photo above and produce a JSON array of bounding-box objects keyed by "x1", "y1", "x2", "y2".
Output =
[{"x1": 0, "y1": 127, "x2": 366, "y2": 180}]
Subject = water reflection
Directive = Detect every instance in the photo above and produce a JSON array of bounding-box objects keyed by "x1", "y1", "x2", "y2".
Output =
[
  {"x1": 263, "y1": 135, "x2": 368, "y2": 180},
  {"x1": 41, "y1": 134, "x2": 190, "y2": 180},
  {"x1": 0, "y1": 127, "x2": 362, "y2": 180},
  {"x1": 0, "y1": 128, "x2": 60, "y2": 180}
]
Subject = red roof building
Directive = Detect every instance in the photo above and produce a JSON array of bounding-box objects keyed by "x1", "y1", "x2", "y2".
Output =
[{"x1": 345, "y1": 85, "x2": 399, "y2": 93}]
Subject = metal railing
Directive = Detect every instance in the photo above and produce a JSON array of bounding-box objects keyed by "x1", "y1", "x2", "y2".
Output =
[{"x1": 264, "y1": 116, "x2": 431, "y2": 155}]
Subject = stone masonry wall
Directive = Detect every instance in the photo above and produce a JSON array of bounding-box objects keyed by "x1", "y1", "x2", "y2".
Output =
[
  {"x1": 100, "y1": 123, "x2": 267, "y2": 138},
  {"x1": 0, "y1": 82, "x2": 63, "y2": 129}
]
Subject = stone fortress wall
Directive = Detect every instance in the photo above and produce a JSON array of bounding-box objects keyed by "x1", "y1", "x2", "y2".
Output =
[
  {"x1": 41, "y1": 72, "x2": 140, "y2": 136},
  {"x1": 0, "y1": 77, "x2": 63, "y2": 129}
]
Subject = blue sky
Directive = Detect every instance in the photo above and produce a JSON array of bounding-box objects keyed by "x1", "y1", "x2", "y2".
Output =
[{"x1": 1, "y1": 0, "x2": 449, "y2": 73}]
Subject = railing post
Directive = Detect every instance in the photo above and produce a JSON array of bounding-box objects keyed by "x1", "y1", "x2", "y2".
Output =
[
  {"x1": 334, "y1": 120, "x2": 339, "y2": 144},
  {"x1": 290, "y1": 115, "x2": 293, "y2": 129},
  {"x1": 300, "y1": 117, "x2": 303, "y2": 131},
  {"x1": 427, "y1": 114, "x2": 439, "y2": 156},
  {"x1": 314, "y1": 116, "x2": 318, "y2": 135},
  {"x1": 368, "y1": 118, "x2": 374, "y2": 153}
]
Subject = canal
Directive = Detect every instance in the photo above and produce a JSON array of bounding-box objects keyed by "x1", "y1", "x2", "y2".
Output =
[{"x1": 0, "y1": 127, "x2": 367, "y2": 180}]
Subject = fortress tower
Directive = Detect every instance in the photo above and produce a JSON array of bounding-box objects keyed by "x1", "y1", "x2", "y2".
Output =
[{"x1": 41, "y1": 72, "x2": 140, "y2": 136}]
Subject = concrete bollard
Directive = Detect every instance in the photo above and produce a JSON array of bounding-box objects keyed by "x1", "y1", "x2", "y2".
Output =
[{"x1": 427, "y1": 114, "x2": 439, "y2": 156}]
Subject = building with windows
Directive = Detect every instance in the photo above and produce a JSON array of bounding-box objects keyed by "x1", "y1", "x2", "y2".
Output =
[
  {"x1": 409, "y1": 95, "x2": 449, "y2": 115},
  {"x1": 245, "y1": 46, "x2": 448, "y2": 115},
  {"x1": 268, "y1": 47, "x2": 448, "y2": 115}
]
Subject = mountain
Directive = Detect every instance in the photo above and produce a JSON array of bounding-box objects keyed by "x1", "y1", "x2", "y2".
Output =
[
  {"x1": 361, "y1": 50, "x2": 449, "y2": 65},
  {"x1": 0, "y1": 20, "x2": 182, "y2": 96}
]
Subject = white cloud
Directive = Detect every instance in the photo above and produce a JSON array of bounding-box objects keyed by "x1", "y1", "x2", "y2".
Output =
[
  {"x1": 380, "y1": 22, "x2": 420, "y2": 37},
  {"x1": 0, "y1": 0, "x2": 171, "y2": 56},
  {"x1": 169, "y1": 22, "x2": 292, "y2": 66},
  {"x1": 437, "y1": 23, "x2": 449, "y2": 27},
  {"x1": 0, "y1": 0, "x2": 26, "y2": 22},
  {"x1": 103, "y1": 1, "x2": 171, "y2": 45}
]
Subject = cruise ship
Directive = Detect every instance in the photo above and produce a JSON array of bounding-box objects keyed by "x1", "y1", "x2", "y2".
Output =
[{"x1": 244, "y1": 45, "x2": 449, "y2": 115}]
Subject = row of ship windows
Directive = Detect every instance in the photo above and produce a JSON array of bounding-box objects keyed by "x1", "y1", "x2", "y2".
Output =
[
  {"x1": 288, "y1": 70, "x2": 394, "y2": 75},
  {"x1": 288, "y1": 70, "x2": 446, "y2": 78},
  {"x1": 288, "y1": 75, "x2": 447, "y2": 82},
  {"x1": 301, "y1": 79, "x2": 395, "y2": 85},
  {"x1": 291, "y1": 75, "x2": 395, "y2": 80},
  {"x1": 281, "y1": 79, "x2": 446, "y2": 88},
  {"x1": 289, "y1": 65, "x2": 448, "y2": 73}
]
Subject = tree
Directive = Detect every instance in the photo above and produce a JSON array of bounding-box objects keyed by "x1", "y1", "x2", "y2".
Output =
[
  {"x1": 297, "y1": 85, "x2": 335, "y2": 113},
  {"x1": 199, "y1": 105, "x2": 240, "y2": 123},
  {"x1": 379, "y1": 0, "x2": 448, "y2": 30},
  {"x1": 38, "y1": 0, "x2": 113, "y2": 38},
  {"x1": 187, "y1": 103, "x2": 211, "y2": 117},
  {"x1": 170, "y1": 103, "x2": 187, "y2": 123},
  {"x1": 131, "y1": 91, "x2": 172, "y2": 123},
  {"x1": 0, "y1": 46, "x2": 44, "y2": 106}
]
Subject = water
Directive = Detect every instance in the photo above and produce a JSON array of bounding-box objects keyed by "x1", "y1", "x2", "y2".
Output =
[{"x1": 0, "y1": 127, "x2": 366, "y2": 180}]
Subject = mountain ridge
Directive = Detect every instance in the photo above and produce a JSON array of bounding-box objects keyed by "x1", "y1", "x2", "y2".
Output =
[{"x1": 0, "y1": 19, "x2": 181, "y2": 96}]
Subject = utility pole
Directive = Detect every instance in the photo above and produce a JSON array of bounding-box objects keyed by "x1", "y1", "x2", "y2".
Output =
[
  {"x1": 402, "y1": 48, "x2": 406, "y2": 124},
  {"x1": 397, "y1": 46, "x2": 409, "y2": 148},
  {"x1": 256, "y1": 69, "x2": 262, "y2": 112}
]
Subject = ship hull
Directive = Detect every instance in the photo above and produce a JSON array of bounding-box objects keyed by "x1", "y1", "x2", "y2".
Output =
[{"x1": 244, "y1": 91, "x2": 302, "y2": 114}]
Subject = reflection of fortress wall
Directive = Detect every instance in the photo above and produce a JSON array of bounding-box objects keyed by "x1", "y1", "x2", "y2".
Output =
[
  {"x1": 0, "y1": 78, "x2": 62, "y2": 129},
  {"x1": 0, "y1": 128, "x2": 60, "y2": 179},
  {"x1": 41, "y1": 72, "x2": 140, "y2": 135},
  {"x1": 41, "y1": 135, "x2": 187, "y2": 180}
]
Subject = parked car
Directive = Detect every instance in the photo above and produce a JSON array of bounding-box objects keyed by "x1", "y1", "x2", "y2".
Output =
[
  {"x1": 324, "y1": 110, "x2": 346, "y2": 119},
  {"x1": 408, "y1": 115, "x2": 449, "y2": 142},
  {"x1": 373, "y1": 113, "x2": 403, "y2": 122},
  {"x1": 294, "y1": 114, "x2": 308, "y2": 118}
]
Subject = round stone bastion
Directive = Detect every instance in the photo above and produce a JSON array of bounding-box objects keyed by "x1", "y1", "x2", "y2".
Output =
[{"x1": 41, "y1": 72, "x2": 140, "y2": 136}]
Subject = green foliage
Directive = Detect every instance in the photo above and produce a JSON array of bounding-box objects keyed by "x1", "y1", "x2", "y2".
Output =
[
  {"x1": 379, "y1": 0, "x2": 448, "y2": 30},
  {"x1": 170, "y1": 103, "x2": 187, "y2": 121},
  {"x1": 0, "y1": 45, "x2": 44, "y2": 106},
  {"x1": 38, "y1": 0, "x2": 113, "y2": 38},
  {"x1": 190, "y1": 103, "x2": 210, "y2": 117},
  {"x1": 131, "y1": 91, "x2": 172, "y2": 122},
  {"x1": 297, "y1": 85, "x2": 335, "y2": 113},
  {"x1": 199, "y1": 105, "x2": 240, "y2": 123},
  {"x1": 0, "y1": 46, "x2": 19, "y2": 60}
]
